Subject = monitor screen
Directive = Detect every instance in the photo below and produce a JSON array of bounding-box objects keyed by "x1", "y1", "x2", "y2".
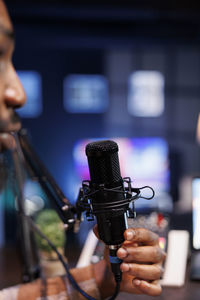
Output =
[
  {"x1": 63, "y1": 74, "x2": 109, "y2": 113},
  {"x1": 192, "y1": 177, "x2": 200, "y2": 250},
  {"x1": 72, "y1": 137, "x2": 170, "y2": 212},
  {"x1": 16, "y1": 71, "x2": 42, "y2": 118}
]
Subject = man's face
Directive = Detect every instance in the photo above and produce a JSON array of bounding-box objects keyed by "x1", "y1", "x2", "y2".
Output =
[{"x1": 0, "y1": 0, "x2": 26, "y2": 152}]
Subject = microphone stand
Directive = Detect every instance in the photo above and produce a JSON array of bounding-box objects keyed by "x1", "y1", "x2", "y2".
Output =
[{"x1": 11, "y1": 129, "x2": 77, "y2": 283}]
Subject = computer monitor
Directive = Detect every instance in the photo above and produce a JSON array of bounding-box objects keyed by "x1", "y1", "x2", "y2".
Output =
[
  {"x1": 192, "y1": 177, "x2": 200, "y2": 250},
  {"x1": 72, "y1": 137, "x2": 171, "y2": 212}
]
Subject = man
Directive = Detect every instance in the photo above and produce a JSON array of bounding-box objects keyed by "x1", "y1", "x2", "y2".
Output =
[{"x1": 0, "y1": 0, "x2": 165, "y2": 298}]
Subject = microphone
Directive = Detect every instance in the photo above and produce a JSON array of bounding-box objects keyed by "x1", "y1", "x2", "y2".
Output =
[
  {"x1": 76, "y1": 139, "x2": 155, "y2": 284},
  {"x1": 85, "y1": 140, "x2": 129, "y2": 282},
  {"x1": 86, "y1": 140, "x2": 127, "y2": 244}
]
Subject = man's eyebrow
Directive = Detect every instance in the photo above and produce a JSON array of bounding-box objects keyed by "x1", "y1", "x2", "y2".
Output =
[{"x1": 0, "y1": 25, "x2": 15, "y2": 40}]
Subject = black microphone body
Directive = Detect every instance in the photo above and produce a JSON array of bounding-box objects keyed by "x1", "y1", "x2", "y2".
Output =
[
  {"x1": 86, "y1": 140, "x2": 127, "y2": 246},
  {"x1": 86, "y1": 140, "x2": 127, "y2": 282}
]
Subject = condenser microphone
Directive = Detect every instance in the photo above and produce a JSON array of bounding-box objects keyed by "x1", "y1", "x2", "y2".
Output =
[
  {"x1": 76, "y1": 139, "x2": 154, "y2": 285},
  {"x1": 85, "y1": 140, "x2": 127, "y2": 282}
]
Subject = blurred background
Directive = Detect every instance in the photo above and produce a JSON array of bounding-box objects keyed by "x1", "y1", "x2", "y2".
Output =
[{"x1": 1, "y1": 0, "x2": 200, "y2": 286}]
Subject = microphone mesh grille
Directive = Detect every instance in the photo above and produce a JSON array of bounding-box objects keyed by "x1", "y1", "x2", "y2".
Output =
[
  {"x1": 86, "y1": 140, "x2": 118, "y2": 155},
  {"x1": 86, "y1": 140, "x2": 121, "y2": 184}
]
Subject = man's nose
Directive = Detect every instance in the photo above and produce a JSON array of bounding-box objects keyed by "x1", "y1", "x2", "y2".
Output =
[{"x1": 4, "y1": 65, "x2": 26, "y2": 109}]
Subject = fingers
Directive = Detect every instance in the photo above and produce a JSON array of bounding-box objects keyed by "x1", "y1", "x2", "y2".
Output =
[
  {"x1": 120, "y1": 275, "x2": 162, "y2": 296},
  {"x1": 120, "y1": 262, "x2": 163, "y2": 281},
  {"x1": 93, "y1": 226, "x2": 159, "y2": 246},
  {"x1": 117, "y1": 245, "x2": 166, "y2": 264},
  {"x1": 132, "y1": 279, "x2": 162, "y2": 296},
  {"x1": 124, "y1": 228, "x2": 159, "y2": 245}
]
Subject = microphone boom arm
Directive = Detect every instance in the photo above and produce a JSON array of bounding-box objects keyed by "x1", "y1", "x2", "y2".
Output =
[{"x1": 18, "y1": 129, "x2": 76, "y2": 229}]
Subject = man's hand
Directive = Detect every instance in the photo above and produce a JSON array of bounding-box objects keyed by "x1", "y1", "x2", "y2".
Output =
[
  {"x1": 93, "y1": 226, "x2": 166, "y2": 297},
  {"x1": 117, "y1": 227, "x2": 166, "y2": 296}
]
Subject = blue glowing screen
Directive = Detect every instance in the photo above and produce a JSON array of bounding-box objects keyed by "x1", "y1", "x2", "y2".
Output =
[
  {"x1": 16, "y1": 71, "x2": 42, "y2": 118},
  {"x1": 63, "y1": 74, "x2": 109, "y2": 113}
]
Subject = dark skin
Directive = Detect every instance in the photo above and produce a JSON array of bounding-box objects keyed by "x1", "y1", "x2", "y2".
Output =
[
  {"x1": 0, "y1": 1, "x2": 26, "y2": 151},
  {"x1": 0, "y1": 0, "x2": 166, "y2": 297}
]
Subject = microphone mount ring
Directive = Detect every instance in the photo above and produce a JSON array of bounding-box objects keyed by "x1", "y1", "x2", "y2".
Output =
[{"x1": 76, "y1": 177, "x2": 155, "y2": 221}]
